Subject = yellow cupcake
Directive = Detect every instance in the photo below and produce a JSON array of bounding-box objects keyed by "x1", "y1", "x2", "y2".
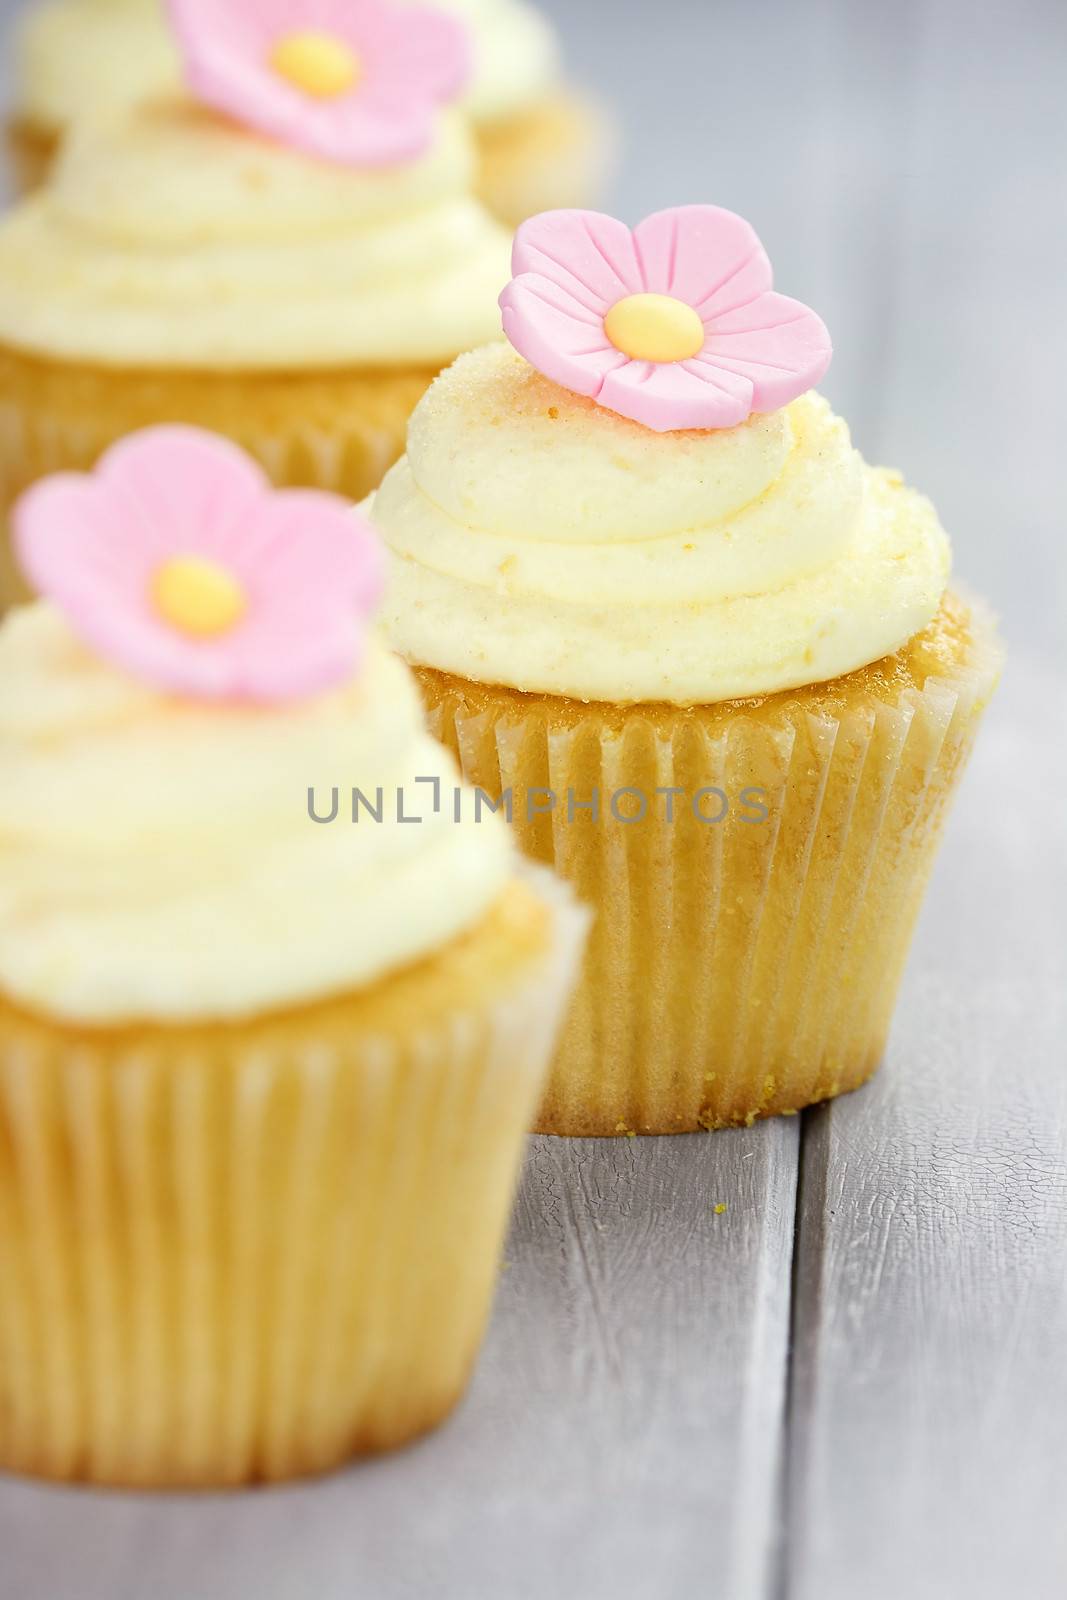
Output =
[
  {"x1": 0, "y1": 438, "x2": 587, "y2": 1484},
  {"x1": 7, "y1": 0, "x2": 181, "y2": 188},
  {"x1": 7, "y1": 0, "x2": 612, "y2": 224},
  {"x1": 371, "y1": 340, "x2": 1002, "y2": 1136},
  {"x1": 0, "y1": 81, "x2": 512, "y2": 608}
]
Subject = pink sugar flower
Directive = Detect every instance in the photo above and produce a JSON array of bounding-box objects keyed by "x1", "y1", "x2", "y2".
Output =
[
  {"x1": 165, "y1": 0, "x2": 470, "y2": 167},
  {"x1": 14, "y1": 427, "x2": 384, "y2": 703},
  {"x1": 499, "y1": 205, "x2": 832, "y2": 432}
]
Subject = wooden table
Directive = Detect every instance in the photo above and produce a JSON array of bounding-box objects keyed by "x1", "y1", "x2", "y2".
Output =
[{"x1": 0, "y1": 0, "x2": 1064, "y2": 1594}]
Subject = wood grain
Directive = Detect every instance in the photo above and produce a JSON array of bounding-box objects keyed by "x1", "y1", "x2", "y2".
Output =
[{"x1": 787, "y1": 665, "x2": 1067, "y2": 1600}]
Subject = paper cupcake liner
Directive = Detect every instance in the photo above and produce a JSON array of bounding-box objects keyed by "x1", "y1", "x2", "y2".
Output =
[
  {"x1": 0, "y1": 343, "x2": 437, "y2": 609},
  {"x1": 4, "y1": 118, "x2": 57, "y2": 196},
  {"x1": 476, "y1": 91, "x2": 614, "y2": 230},
  {"x1": 0, "y1": 874, "x2": 587, "y2": 1487},
  {"x1": 418, "y1": 595, "x2": 1002, "y2": 1136}
]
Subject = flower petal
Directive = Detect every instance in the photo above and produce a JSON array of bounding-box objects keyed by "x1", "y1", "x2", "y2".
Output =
[
  {"x1": 511, "y1": 210, "x2": 643, "y2": 315},
  {"x1": 164, "y1": 0, "x2": 464, "y2": 167},
  {"x1": 13, "y1": 423, "x2": 385, "y2": 704},
  {"x1": 598, "y1": 358, "x2": 754, "y2": 433},
  {"x1": 14, "y1": 475, "x2": 157, "y2": 614},
  {"x1": 501, "y1": 273, "x2": 628, "y2": 398},
  {"x1": 703, "y1": 292, "x2": 833, "y2": 411},
  {"x1": 96, "y1": 427, "x2": 270, "y2": 563},
  {"x1": 632, "y1": 204, "x2": 773, "y2": 313},
  {"x1": 227, "y1": 603, "x2": 369, "y2": 703},
  {"x1": 236, "y1": 492, "x2": 385, "y2": 613},
  {"x1": 364, "y1": 4, "x2": 471, "y2": 101}
]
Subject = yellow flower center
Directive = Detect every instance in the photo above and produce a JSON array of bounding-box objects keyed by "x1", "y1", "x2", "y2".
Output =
[
  {"x1": 603, "y1": 293, "x2": 706, "y2": 364},
  {"x1": 153, "y1": 556, "x2": 247, "y2": 638},
  {"x1": 270, "y1": 31, "x2": 360, "y2": 99}
]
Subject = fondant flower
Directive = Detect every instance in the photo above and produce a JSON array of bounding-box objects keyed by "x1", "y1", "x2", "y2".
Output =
[
  {"x1": 499, "y1": 206, "x2": 832, "y2": 432},
  {"x1": 13, "y1": 427, "x2": 384, "y2": 703},
  {"x1": 165, "y1": 0, "x2": 470, "y2": 167}
]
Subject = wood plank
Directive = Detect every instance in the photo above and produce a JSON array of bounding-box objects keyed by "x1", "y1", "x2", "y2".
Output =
[
  {"x1": 786, "y1": 0, "x2": 1067, "y2": 1583},
  {"x1": 0, "y1": 1127, "x2": 799, "y2": 1599},
  {"x1": 787, "y1": 663, "x2": 1067, "y2": 1600}
]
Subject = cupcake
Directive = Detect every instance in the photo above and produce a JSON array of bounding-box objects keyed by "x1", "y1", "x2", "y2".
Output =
[
  {"x1": 0, "y1": 425, "x2": 586, "y2": 1486},
  {"x1": 371, "y1": 205, "x2": 1003, "y2": 1137},
  {"x1": 443, "y1": 0, "x2": 612, "y2": 228},
  {"x1": 6, "y1": 0, "x2": 181, "y2": 191},
  {"x1": 0, "y1": 0, "x2": 512, "y2": 609},
  {"x1": 6, "y1": 0, "x2": 611, "y2": 226}
]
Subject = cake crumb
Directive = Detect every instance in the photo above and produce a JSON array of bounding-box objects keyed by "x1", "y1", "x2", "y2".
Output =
[
  {"x1": 615, "y1": 1120, "x2": 637, "y2": 1138},
  {"x1": 714, "y1": 1203, "x2": 728, "y2": 1216}
]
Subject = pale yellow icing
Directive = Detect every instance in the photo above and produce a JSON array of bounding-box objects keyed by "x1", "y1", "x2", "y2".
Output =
[
  {"x1": 0, "y1": 607, "x2": 514, "y2": 1025},
  {"x1": 372, "y1": 344, "x2": 952, "y2": 705},
  {"x1": 12, "y1": 0, "x2": 560, "y2": 132},
  {"x1": 0, "y1": 101, "x2": 511, "y2": 369},
  {"x1": 12, "y1": 0, "x2": 180, "y2": 131}
]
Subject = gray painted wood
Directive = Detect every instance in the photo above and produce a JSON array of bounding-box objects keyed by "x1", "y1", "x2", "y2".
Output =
[
  {"x1": 0, "y1": 0, "x2": 1065, "y2": 1595},
  {"x1": 785, "y1": 1, "x2": 1067, "y2": 1593},
  {"x1": 0, "y1": 1129, "x2": 799, "y2": 1600},
  {"x1": 788, "y1": 663, "x2": 1067, "y2": 1600}
]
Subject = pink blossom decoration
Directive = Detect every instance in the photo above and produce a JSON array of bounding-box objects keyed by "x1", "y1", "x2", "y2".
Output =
[
  {"x1": 498, "y1": 205, "x2": 833, "y2": 433},
  {"x1": 13, "y1": 427, "x2": 384, "y2": 704},
  {"x1": 164, "y1": 0, "x2": 471, "y2": 167}
]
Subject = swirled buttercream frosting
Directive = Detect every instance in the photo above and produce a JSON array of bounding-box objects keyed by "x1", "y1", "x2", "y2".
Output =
[
  {"x1": 0, "y1": 608, "x2": 513, "y2": 1024},
  {"x1": 373, "y1": 344, "x2": 951, "y2": 705},
  {"x1": 0, "y1": 100, "x2": 511, "y2": 369}
]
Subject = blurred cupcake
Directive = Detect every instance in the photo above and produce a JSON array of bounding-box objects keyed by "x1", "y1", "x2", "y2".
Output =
[
  {"x1": 0, "y1": 426, "x2": 586, "y2": 1486},
  {"x1": 0, "y1": 0, "x2": 512, "y2": 608},
  {"x1": 372, "y1": 204, "x2": 1003, "y2": 1137},
  {"x1": 7, "y1": 0, "x2": 181, "y2": 190},
  {"x1": 439, "y1": 0, "x2": 612, "y2": 227},
  {"x1": 7, "y1": 0, "x2": 611, "y2": 224}
]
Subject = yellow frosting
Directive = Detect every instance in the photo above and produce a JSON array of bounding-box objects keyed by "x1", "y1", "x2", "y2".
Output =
[
  {"x1": 0, "y1": 607, "x2": 514, "y2": 1025},
  {"x1": 372, "y1": 344, "x2": 952, "y2": 705},
  {"x1": 0, "y1": 101, "x2": 511, "y2": 369},
  {"x1": 12, "y1": 0, "x2": 181, "y2": 131},
  {"x1": 12, "y1": 0, "x2": 560, "y2": 133},
  {"x1": 438, "y1": 0, "x2": 561, "y2": 125}
]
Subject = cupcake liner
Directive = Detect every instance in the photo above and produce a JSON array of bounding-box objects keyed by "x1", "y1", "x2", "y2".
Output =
[
  {"x1": 0, "y1": 874, "x2": 587, "y2": 1487},
  {"x1": 4, "y1": 119, "x2": 57, "y2": 197},
  {"x1": 418, "y1": 596, "x2": 1002, "y2": 1136},
  {"x1": 0, "y1": 344, "x2": 438, "y2": 608},
  {"x1": 476, "y1": 92, "x2": 614, "y2": 229}
]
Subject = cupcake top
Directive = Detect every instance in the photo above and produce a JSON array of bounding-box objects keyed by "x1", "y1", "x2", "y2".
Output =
[
  {"x1": 0, "y1": 427, "x2": 514, "y2": 1026},
  {"x1": 373, "y1": 205, "x2": 952, "y2": 705},
  {"x1": 12, "y1": 0, "x2": 560, "y2": 135},
  {"x1": 0, "y1": 0, "x2": 511, "y2": 369}
]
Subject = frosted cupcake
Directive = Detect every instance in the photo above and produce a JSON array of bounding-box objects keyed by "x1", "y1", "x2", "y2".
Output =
[
  {"x1": 0, "y1": 426, "x2": 586, "y2": 1485},
  {"x1": 0, "y1": 0, "x2": 512, "y2": 608},
  {"x1": 372, "y1": 205, "x2": 1003, "y2": 1137},
  {"x1": 7, "y1": 0, "x2": 611, "y2": 225},
  {"x1": 6, "y1": 0, "x2": 180, "y2": 189}
]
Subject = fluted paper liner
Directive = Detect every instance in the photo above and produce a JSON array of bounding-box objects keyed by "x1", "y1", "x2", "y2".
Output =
[
  {"x1": 417, "y1": 594, "x2": 1002, "y2": 1137},
  {"x1": 4, "y1": 119, "x2": 56, "y2": 196},
  {"x1": 0, "y1": 874, "x2": 588, "y2": 1487},
  {"x1": 0, "y1": 343, "x2": 437, "y2": 608}
]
